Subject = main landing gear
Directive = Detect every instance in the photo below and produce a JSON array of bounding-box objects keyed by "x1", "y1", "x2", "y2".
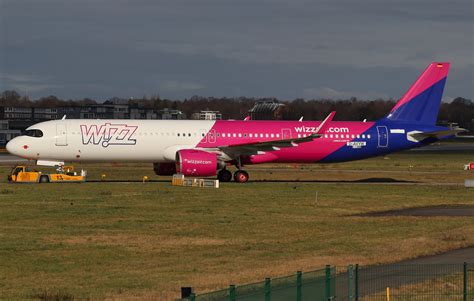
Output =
[
  {"x1": 217, "y1": 169, "x2": 232, "y2": 182},
  {"x1": 233, "y1": 170, "x2": 249, "y2": 183},
  {"x1": 217, "y1": 168, "x2": 249, "y2": 183}
]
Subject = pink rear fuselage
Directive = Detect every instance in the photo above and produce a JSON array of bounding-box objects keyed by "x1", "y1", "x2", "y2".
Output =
[{"x1": 196, "y1": 120, "x2": 375, "y2": 164}]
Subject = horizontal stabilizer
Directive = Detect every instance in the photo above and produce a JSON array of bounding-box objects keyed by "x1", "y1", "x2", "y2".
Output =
[{"x1": 407, "y1": 128, "x2": 467, "y2": 142}]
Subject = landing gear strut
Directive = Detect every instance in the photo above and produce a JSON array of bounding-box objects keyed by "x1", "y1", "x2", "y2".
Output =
[
  {"x1": 233, "y1": 170, "x2": 249, "y2": 183},
  {"x1": 217, "y1": 169, "x2": 232, "y2": 182}
]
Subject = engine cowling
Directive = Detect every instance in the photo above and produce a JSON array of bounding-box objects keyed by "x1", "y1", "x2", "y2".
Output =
[
  {"x1": 176, "y1": 149, "x2": 217, "y2": 177},
  {"x1": 153, "y1": 162, "x2": 176, "y2": 176}
]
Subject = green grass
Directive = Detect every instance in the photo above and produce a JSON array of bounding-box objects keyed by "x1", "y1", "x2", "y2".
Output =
[{"x1": 0, "y1": 150, "x2": 473, "y2": 299}]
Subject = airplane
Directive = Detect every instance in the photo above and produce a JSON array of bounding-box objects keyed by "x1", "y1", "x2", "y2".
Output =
[{"x1": 6, "y1": 62, "x2": 464, "y2": 183}]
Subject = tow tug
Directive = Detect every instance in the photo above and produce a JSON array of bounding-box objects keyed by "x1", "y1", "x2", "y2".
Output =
[{"x1": 8, "y1": 165, "x2": 87, "y2": 183}]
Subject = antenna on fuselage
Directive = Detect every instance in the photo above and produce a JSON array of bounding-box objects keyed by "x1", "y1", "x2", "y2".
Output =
[
  {"x1": 298, "y1": 116, "x2": 304, "y2": 122},
  {"x1": 61, "y1": 115, "x2": 67, "y2": 120}
]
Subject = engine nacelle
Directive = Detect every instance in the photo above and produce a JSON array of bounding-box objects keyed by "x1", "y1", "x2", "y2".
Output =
[
  {"x1": 176, "y1": 149, "x2": 217, "y2": 177},
  {"x1": 153, "y1": 162, "x2": 176, "y2": 176}
]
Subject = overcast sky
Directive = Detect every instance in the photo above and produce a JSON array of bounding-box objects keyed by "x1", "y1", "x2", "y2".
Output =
[{"x1": 0, "y1": 0, "x2": 472, "y2": 101}]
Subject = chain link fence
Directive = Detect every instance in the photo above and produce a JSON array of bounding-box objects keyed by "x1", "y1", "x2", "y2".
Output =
[{"x1": 178, "y1": 263, "x2": 473, "y2": 301}]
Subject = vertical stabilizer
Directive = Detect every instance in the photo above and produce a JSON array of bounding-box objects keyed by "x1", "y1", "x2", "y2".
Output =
[{"x1": 385, "y1": 62, "x2": 449, "y2": 125}]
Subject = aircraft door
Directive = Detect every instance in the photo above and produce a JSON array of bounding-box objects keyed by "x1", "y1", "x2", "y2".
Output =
[
  {"x1": 56, "y1": 123, "x2": 68, "y2": 146},
  {"x1": 281, "y1": 128, "x2": 292, "y2": 140},
  {"x1": 377, "y1": 126, "x2": 388, "y2": 148},
  {"x1": 208, "y1": 129, "x2": 216, "y2": 143}
]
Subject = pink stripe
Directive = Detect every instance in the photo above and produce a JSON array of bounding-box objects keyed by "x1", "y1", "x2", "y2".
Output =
[
  {"x1": 390, "y1": 62, "x2": 450, "y2": 112},
  {"x1": 197, "y1": 120, "x2": 374, "y2": 163}
]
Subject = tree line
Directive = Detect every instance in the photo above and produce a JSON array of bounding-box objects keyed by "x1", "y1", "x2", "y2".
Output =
[{"x1": 1, "y1": 90, "x2": 473, "y2": 132}]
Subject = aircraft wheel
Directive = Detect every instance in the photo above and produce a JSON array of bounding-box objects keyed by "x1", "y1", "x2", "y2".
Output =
[
  {"x1": 233, "y1": 170, "x2": 249, "y2": 183},
  {"x1": 217, "y1": 169, "x2": 232, "y2": 182},
  {"x1": 39, "y1": 175, "x2": 50, "y2": 183}
]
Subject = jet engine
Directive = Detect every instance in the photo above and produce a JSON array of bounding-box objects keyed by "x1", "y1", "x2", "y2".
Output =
[
  {"x1": 153, "y1": 162, "x2": 176, "y2": 176},
  {"x1": 176, "y1": 149, "x2": 218, "y2": 177}
]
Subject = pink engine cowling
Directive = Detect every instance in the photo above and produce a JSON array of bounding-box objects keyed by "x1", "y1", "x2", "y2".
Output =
[{"x1": 176, "y1": 149, "x2": 218, "y2": 177}]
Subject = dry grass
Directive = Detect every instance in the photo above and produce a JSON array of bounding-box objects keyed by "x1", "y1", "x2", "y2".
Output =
[{"x1": 0, "y1": 150, "x2": 473, "y2": 299}]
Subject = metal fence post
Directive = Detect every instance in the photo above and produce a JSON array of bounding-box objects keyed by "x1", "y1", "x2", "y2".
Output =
[
  {"x1": 355, "y1": 264, "x2": 359, "y2": 301},
  {"x1": 229, "y1": 284, "x2": 236, "y2": 301},
  {"x1": 463, "y1": 262, "x2": 467, "y2": 301},
  {"x1": 348, "y1": 265, "x2": 353, "y2": 301},
  {"x1": 296, "y1": 271, "x2": 302, "y2": 301},
  {"x1": 265, "y1": 277, "x2": 271, "y2": 301},
  {"x1": 325, "y1": 265, "x2": 331, "y2": 301}
]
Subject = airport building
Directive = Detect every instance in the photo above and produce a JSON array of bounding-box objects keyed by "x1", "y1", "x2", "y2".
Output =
[
  {"x1": 0, "y1": 102, "x2": 188, "y2": 144},
  {"x1": 191, "y1": 110, "x2": 222, "y2": 120},
  {"x1": 0, "y1": 120, "x2": 22, "y2": 147},
  {"x1": 248, "y1": 100, "x2": 287, "y2": 120}
]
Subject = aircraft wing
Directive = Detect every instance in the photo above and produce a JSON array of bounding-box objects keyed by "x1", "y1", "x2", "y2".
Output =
[
  {"x1": 217, "y1": 111, "x2": 335, "y2": 157},
  {"x1": 219, "y1": 133, "x2": 321, "y2": 156}
]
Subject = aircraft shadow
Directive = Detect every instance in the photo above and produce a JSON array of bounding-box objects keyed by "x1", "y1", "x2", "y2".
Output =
[
  {"x1": 86, "y1": 177, "x2": 417, "y2": 184},
  {"x1": 250, "y1": 177, "x2": 418, "y2": 184}
]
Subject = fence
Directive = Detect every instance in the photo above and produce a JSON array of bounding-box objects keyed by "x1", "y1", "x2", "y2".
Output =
[{"x1": 179, "y1": 263, "x2": 474, "y2": 301}]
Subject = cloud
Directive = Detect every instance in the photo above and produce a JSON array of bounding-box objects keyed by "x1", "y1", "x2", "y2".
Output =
[
  {"x1": 0, "y1": 73, "x2": 62, "y2": 94},
  {"x1": 159, "y1": 81, "x2": 204, "y2": 92},
  {"x1": 0, "y1": 0, "x2": 472, "y2": 100},
  {"x1": 303, "y1": 87, "x2": 389, "y2": 100}
]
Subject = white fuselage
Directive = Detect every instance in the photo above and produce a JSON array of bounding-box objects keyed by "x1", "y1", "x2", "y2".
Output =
[{"x1": 6, "y1": 120, "x2": 215, "y2": 163}]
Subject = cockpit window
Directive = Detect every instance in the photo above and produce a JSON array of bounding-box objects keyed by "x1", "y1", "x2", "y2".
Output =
[{"x1": 24, "y1": 129, "x2": 43, "y2": 138}]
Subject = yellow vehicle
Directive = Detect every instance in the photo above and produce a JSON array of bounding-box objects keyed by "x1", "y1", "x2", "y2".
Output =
[{"x1": 8, "y1": 165, "x2": 86, "y2": 183}]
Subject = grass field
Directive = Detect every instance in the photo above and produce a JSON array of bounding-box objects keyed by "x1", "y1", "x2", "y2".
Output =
[{"x1": 0, "y1": 150, "x2": 473, "y2": 300}]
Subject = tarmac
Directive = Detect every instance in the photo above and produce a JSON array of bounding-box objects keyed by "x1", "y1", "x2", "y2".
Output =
[
  {"x1": 0, "y1": 153, "x2": 27, "y2": 163},
  {"x1": 358, "y1": 204, "x2": 474, "y2": 217}
]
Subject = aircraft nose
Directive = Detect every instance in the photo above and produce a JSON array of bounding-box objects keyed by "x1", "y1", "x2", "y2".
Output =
[
  {"x1": 6, "y1": 137, "x2": 25, "y2": 157},
  {"x1": 6, "y1": 139, "x2": 17, "y2": 155}
]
